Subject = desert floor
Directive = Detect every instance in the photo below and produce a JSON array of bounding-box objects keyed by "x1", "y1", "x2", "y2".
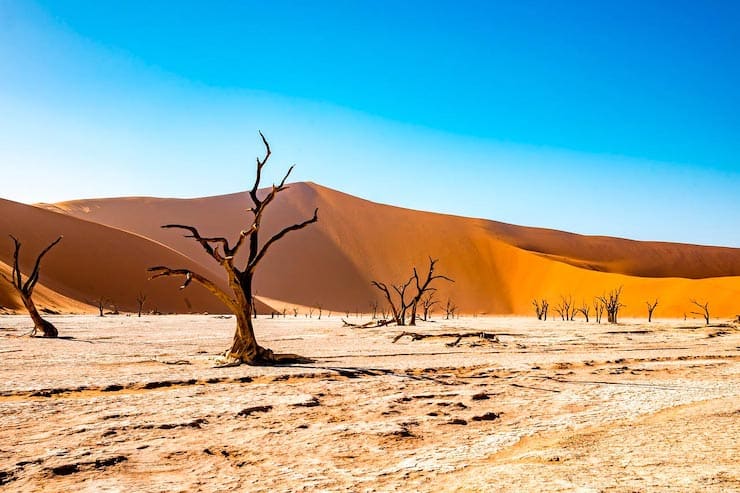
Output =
[{"x1": 0, "y1": 314, "x2": 738, "y2": 492}]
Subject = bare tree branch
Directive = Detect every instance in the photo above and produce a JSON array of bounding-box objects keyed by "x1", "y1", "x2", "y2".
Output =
[
  {"x1": 148, "y1": 266, "x2": 238, "y2": 312},
  {"x1": 249, "y1": 208, "x2": 318, "y2": 272}
]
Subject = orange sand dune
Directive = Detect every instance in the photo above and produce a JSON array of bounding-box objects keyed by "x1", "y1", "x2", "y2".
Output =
[
  {"x1": 0, "y1": 198, "x2": 275, "y2": 315},
  {"x1": 44, "y1": 182, "x2": 740, "y2": 319}
]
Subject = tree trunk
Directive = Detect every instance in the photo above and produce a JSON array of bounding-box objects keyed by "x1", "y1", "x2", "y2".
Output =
[
  {"x1": 22, "y1": 295, "x2": 58, "y2": 338},
  {"x1": 228, "y1": 310, "x2": 274, "y2": 364},
  {"x1": 409, "y1": 301, "x2": 418, "y2": 326}
]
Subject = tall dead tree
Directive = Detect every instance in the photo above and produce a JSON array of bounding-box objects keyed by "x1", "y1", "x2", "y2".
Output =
[
  {"x1": 149, "y1": 133, "x2": 318, "y2": 365},
  {"x1": 598, "y1": 287, "x2": 624, "y2": 324},
  {"x1": 409, "y1": 257, "x2": 453, "y2": 326},
  {"x1": 0, "y1": 235, "x2": 62, "y2": 337},
  {"x1": 689, "y1": 299, "x2": 710, "y2": 325},
  {"x1": 645, "y1": 299, "x2": 658, "y2": 322}
]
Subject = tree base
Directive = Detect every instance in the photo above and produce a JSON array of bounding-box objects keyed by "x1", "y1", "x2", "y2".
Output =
[{"x1": 219, "y1": 345, "x2": 314, "y2": 366}]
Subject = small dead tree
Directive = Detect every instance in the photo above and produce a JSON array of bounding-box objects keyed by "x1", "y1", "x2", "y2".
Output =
[
  {"x1": 577, "y1": 301, "x2": 590, "y2": 322},
  {"x1": 554, "y1": 295, "x2": 575, "y2": 321},
  {"x1": 689, "y1": 299, "x2": 710, "y2": 325},
  {"x1": 597, "y1": 287, "x2": 624, "y2": 324},
  {"x1": 409, "y1": 257, "x2": 453, "y2": 326},
  {"x1": 532, "y1": 298, "x2": 549, "y2": 321},
  {"x1": 0, "y1": 235, "x2": 62, "y2": 337},
  {"x1": 370, "y1": 300, "x2": 378, "y2": 319},
  {"x1": 594, "y1": 298, "x2": 604, "y2": 324},
  {"x1": 421, "y1": 292, "x2": 439, "y2": 321},
  {"x1": 371, "y1": 275, "x2": 413, "y2": 325},
  {"x1": 372, "y1": 257, "x2": 452, "y2": 326},
  {"x1": 136, "y1": 292, "x2": 147, "y2": 317},
  {"x1": 445, "y1": 297, "x2": 457, "y2": 320},
  {"x1": 646, "y1": 299, "x2": 658, "y2": 322},
  {"x1": 94, "y1": 296, "x2": 108, "y2": 317},
  {"x1": 149, "y1": 133, "x2": 318, "y2": 365}
]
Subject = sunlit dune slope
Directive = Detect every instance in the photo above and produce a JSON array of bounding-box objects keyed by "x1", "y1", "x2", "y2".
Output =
[
  {"x1": 0, "y1": 198, "x2": 274, "y2": 314},
  {"x1": 44, "y1": 182, "x2": 740, "y2": 318}
]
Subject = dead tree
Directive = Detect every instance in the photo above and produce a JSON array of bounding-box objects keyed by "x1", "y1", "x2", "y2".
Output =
[
  {"x1": 137, "y1": 291, "x2": 148, "y2": 316},
  {"x1": 554, "y1": 295, "x2": 575, "y2": 321},
  {"x1": 532, "y1": 298, "x2": 549, "y2": 320},
  {"x1": 408, "y1": 257, "x2": 453, "y2": 326},
  {"x1": 597, "y1": 287, "x2": 624, "y2": 324},
  {"x1": 689, "y1": 299, "x2": 710, "y2": 324},
  {"x1": 645, "y1": 299, "x2": 658, "y2": 322},
  {"x1": 0, "y1": 235, "x2": 62, "y2": 337},
  {"x1": 370, "y1": 300, "x2": 378, "y2": 319},
  {"x1": 371, "y1": 258, "x2": 452, "y2": 326},
  {"x1": 94, "y1": 296, "x2": 108, "y2": 317},
  {"x1": 594, "y1": 298, "x2": 604, "y2": 324},
  {"x1": 421, "y1": 292, "x2": 439, "y2": 321},
  {"x1": 577, "y1": 301, "x2": 590, "y2": 322},
  {"x1": 149, "y1": 133, "x2": 318, "y2": 365},
  {"x1": 445, "y1": 297, "x2": 457, "y2": 320},
  {"x1": 371, "y1": 275, "x2": 413, "y2": 325}
]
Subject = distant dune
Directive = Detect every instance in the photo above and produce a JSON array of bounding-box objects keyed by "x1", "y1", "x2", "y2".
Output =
[{"x1": 14, "y1": 182, "x2": 735, "y2": 319}]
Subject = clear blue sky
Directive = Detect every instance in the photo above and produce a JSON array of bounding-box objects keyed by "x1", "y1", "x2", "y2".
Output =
[{"x1": 1, "y1": 1, "x2": 738, "y2": 246}]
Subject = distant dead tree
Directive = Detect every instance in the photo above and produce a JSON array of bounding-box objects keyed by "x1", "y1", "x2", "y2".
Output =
[
  {"x1": 645, "y1": 299, "x2": 658, "y2": 322},
  {"x1": 317, "y1": 304, "x2": 322, "y2": 320},
  {"x1": 577, "y1": 300, "x2": 590, "y2": 322},
  {"x1": 532, "y1": 298, "x2": 549, "y2": 321},
  {"x1": 445, "y1": 297, "x2": 457, "y2": 320},
  {"x1": 594, "y1": 299, "x2": 604, "y2": 324},
  {"x1": 0, "y1": 235, "x2": 62, "y2": 337},
  {"x1": 94, "y1": 296, "x2": 108, "y2": 317},
  {"x1": 370, "y1": 300, "x2": 378, "y2": 319},
  {"x1": 371, "y1": 275, "x2": 413, "y2": 325},
  {"x1": 136, "y1": 292, "x2": 147, "y2": 317},
  {"x1": 689, "y1": 299, "x2": 710, "y2": 325},
  {"x1": 421, "y1": 292, "x2": 439, "y2": 321},
  {"x1": 371, "y1": 257, "x2": 452, "y2": 326},
  {"x1": 597, "y1": 287, "x2": 624, "y2": 324},
  {"x1": 554, "y1": 295, "x2": 575, "y2": 321},
  {"x1": 149, "y1": 133, "x2": 318, "y2": 365},
  {"x1": 308, "y1": 307, "x2": 315, "y2": 318},
  {"x1": 380, "y1": 305, "x2": 389, "y2": 320}
]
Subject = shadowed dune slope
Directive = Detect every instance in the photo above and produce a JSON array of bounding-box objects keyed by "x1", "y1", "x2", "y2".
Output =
[
  {"x1": 0, "y1": 261, "x2": 92, "y2": 314},
  {"x1": 0, "y1": 198, "x2": 275, "y2": 314},
  {"x1": 43, "y1": 182, "x2": 740, "y2": 318}
]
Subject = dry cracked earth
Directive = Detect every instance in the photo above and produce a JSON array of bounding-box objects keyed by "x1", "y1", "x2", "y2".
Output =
[{"x1": 0, "y1": 315, "x2": 738, "y2": 492}]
